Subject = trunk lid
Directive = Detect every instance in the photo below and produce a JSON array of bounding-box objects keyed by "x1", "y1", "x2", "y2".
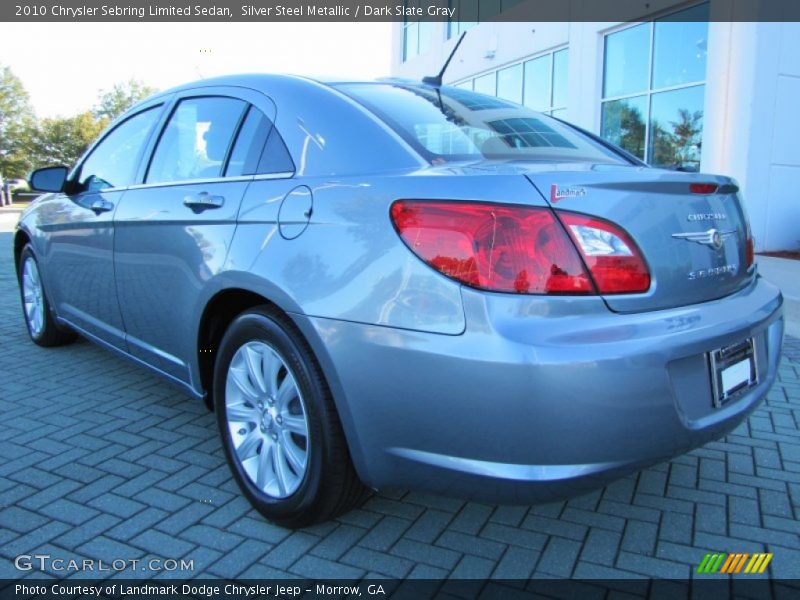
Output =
[{"x1": 525, "y1": 165, "x2": 753, "y2": 313}]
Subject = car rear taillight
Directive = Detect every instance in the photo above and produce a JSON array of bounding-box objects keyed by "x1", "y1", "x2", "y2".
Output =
[
  {"x1": 558, "y1": 213, "x2": 651, "y2": 294},
  {"x1": 746, "y1": 235, "x2": 754, "y2": 268},
  {"x1": 390, "y1": 201, "x2": 594, "y2": 294}
]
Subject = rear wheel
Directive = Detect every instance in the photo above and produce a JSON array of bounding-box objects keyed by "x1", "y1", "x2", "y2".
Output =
[
  {"x1": 214, "y1": 306, "x2": 370, "y2": 527},
  {"x1": 18, "y1": 245, "x2": 76, "y2": 347}
]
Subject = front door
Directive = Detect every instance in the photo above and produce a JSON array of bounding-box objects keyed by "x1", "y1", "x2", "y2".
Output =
[{"x1": 43, "y1": 105, "x2": 162, "y2": 348}]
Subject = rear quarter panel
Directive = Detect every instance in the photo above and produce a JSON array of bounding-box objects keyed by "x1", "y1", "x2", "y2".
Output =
[{"x1": 223, "y1": 171, "x2": 551, "y2": 333}]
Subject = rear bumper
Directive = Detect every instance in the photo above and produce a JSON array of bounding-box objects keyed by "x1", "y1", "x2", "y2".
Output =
[{"x1": 294, "y1": 275, "x2": 784, "y2": 503}]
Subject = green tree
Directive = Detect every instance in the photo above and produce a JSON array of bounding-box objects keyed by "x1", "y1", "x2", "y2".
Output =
[
  {"x1": 0, "y1": 64, "x2": 36, "y2": 178},
  {"x1": 93, "y1": 79, "x2": 157, "y2": 121},
  {"x1": 29, "y1": 111, "x2": 109, "y2": 168}
]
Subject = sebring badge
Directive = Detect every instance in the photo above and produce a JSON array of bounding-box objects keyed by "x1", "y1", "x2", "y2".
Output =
[
  {"x1": 687, "y1": 213, "x2": 726, "y2": 222},
  {"x1": 672, "y1": 228, "x2": 736, "y2": 251}
]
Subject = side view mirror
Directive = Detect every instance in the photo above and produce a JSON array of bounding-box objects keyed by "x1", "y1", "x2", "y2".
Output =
[{"x1": 29, "y1": 166, "x2": 69, "y2": 193}]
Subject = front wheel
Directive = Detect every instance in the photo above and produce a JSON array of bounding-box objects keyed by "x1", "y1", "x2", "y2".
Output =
[
  {"x1": 18, "y1": 245, "x2": 76, "y2": 347},
  {"x1": 214, "y1": 306, "x2": 369, "y2": 527}
]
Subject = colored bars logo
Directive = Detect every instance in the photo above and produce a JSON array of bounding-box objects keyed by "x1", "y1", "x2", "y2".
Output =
[{"x1": 697, "y1": 553, "x2": 772, "y2": 574}]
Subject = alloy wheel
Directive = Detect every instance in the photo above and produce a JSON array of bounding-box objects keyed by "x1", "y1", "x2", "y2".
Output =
[
  {"x1": 22, "y1": 257, "x2": 45, "y2": 337},
  {"x1": 224, "y1": 341, "x2": 310, "y2": 499}
]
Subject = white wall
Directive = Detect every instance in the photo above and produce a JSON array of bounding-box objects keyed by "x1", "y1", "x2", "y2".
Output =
[{"x1": 391, "y1": 10, "x2": 800, "y2": 251}]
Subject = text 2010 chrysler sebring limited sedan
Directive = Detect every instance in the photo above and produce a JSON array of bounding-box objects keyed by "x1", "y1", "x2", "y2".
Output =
[{"x1": 16, "y1": 75, "x2": 784, "y2": 526}]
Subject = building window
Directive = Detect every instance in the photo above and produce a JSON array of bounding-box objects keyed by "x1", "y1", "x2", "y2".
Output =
[
  {"x1": 600, "y1": 3, "x2": 709, "y2": 171},
  {"x1": 474, "y1": 72, "x2": 496, "y2": 96},
  {"x1": 447, "y1": 0, "x2": 522, "y2": 39},
  {"x1": 452, "y1": 47, "x2": 568, "y2": 117},
  {"x1": 402, "y1": 2, "x2": 432, "y2": 61},
  {"x1": 523, "y1": 48, "x2": 568, "y2": 116}
]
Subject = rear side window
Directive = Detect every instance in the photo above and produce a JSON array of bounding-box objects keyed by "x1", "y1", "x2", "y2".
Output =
[
  {"x1": 225, "y1": 107, "x2": 270, "y2": 177},
  {"x1": 147, "y1": 97, "x2": 246, "y2": 184},
  {"x1": 257, "y1": 128, "x2": 295, "y2": 174},
  {"x1": 78, "y1": 106, "x2": 160, "y2": 192},
  {"x1": 224, "y1": 106, "x2": 295, "y2": 177}
]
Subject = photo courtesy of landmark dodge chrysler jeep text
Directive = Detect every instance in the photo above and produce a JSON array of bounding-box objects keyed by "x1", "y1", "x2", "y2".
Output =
[{"x1": 15, "y1": 74, "x2": 784, "y2": 526}]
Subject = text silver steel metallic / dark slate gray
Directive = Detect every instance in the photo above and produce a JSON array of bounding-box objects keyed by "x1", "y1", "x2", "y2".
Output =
[{"x1": 14, "y1": 74, "x2": 784, "y2": 526}]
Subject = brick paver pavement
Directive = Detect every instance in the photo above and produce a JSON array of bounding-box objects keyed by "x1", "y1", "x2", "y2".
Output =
[{"x1": 1, "y1": 229, "x2": 799, "y2": 581}]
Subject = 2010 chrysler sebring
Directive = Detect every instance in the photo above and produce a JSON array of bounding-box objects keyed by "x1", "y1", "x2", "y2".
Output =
[{"x1": 16, "y1": 75, "x2": 784, "y2": 526}]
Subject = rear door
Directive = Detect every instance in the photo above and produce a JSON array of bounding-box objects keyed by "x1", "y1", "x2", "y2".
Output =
[
  {"x1": 114, "y1": 86, "x2": 276, "y2": 383},
  {"x1": 526, "y1": 167, "x2": 753, "y2": 313}
]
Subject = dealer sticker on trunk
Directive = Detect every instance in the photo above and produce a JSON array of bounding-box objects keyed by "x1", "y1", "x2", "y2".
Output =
[{"x1": 550, "y1": 184, "x2": 587, "y2": 203}]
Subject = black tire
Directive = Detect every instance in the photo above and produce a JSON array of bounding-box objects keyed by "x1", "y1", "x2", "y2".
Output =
[
  {"x1": 17, "y1": 244, "x2": 77, "y2": 347},
  {"x1": 214, "y1": 306, "x2": 370, "y2": 527}
]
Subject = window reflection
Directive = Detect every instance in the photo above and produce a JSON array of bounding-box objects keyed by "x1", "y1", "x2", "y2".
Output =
[
  {"x1": 147, "y1": 97, "x2": 246, "y2": 184},
  {"x1": 649, "y1": 86, "x2": 705, "y2": 171},
  {"x1": 78, "y1": 107, "x2": 160, "y2": 191},
  {"x1": 652, "y1": 4, "x2": 709, "y2": 89},
  {"x1": 603, "y1": 23, "x2": 649, "y2": 98},
  {"x1": 601, "y1": 96, "x2": 647, "y2": 160},
  {"x1": 600, "y1": 3, "x2": 708, "y2": 170},
  {"x1": 339, "y1": 83, "x2": 622, "y2": 163}
]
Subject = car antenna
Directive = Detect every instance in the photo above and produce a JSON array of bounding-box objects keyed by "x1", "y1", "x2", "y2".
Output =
[{"x1": 422, "y1": 32, "x2": 467, "y2": 87}]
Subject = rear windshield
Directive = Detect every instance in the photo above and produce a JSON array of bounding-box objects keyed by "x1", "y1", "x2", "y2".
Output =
[{"x1": 338, "y1": 83, "x2": 625, "y2": 164}]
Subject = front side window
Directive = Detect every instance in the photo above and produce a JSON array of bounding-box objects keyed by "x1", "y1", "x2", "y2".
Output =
[
  {"x1": 339, "y1": 83, "x2": 623, "y2": 164},
  {"x1": 600, "y1": 3, "x2": 708, "y2": 171},
  {"x1": 147, "y1": 96, "x2": 246, "y2": 184},
  {"x1": 77, "y1": 106, "x2": 161, "y2": 192}
]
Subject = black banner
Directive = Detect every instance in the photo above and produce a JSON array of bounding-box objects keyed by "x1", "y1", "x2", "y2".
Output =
[
  {"x1": 3, "y1": 0, "x2": 800, "y2": 22},
  {"x1": 3, "y1": 579, "x2": 800, "y2": 600}
]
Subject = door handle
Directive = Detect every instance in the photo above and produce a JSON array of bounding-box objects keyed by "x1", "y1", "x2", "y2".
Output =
[
  {"x1": 183, "y1": 192, "x2": 224, "y2": 213},
  {"x1": 90, "y1": 199, "x2": 114, "y2": 214}
]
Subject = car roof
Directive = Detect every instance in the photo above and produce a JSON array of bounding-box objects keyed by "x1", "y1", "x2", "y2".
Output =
[{"x1": 142, "y1": 73, "x2": 428, "y2": 103}]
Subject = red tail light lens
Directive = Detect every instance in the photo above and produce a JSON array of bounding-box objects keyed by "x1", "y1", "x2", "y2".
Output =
[
  {"x1": 390, "y1": 201, "x2": 593, "y2": 294},
  {"x1": 746, "y1": 235, "x2": 754, "y2": 268},
  {"x1": 558, "y1": 213, "x2": 651, "y2": 294}
]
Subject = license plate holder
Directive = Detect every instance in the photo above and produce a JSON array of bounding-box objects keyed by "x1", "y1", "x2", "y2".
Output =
[{"x1": 710, "y1": 338, "x2": 758, "y2": 408}]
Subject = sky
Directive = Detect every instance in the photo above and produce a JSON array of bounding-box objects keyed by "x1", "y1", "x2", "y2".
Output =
[{"x1": 0, "y1": 23, "x2": 393, "y2": 118}]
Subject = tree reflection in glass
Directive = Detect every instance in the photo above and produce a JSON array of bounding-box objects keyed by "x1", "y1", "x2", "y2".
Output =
[
  {"x1": 601, "y1": 97, "x2": 647, "y2": 160},
  {"x1": 648, "y1": 85, "x2": 704, "y2": 171}
]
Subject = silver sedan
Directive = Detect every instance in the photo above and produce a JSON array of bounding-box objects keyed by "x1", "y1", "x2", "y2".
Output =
[{"x1": 15, "y1": 75, "x2": 783, "y2": 526}]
